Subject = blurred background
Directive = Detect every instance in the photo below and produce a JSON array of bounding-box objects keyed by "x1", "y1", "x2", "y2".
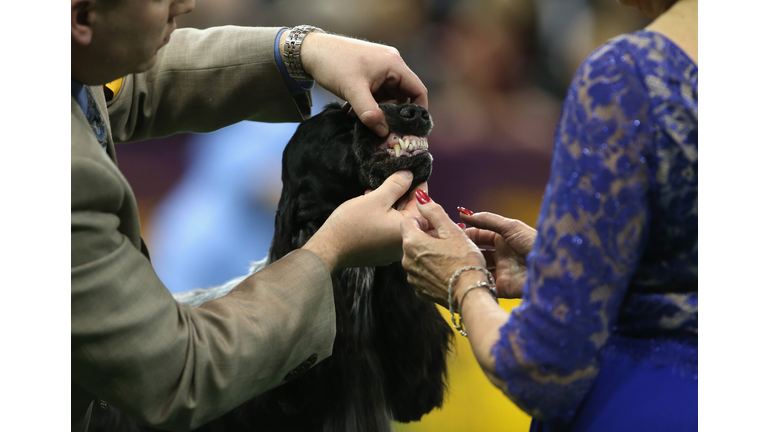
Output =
[{"x1": 117, "y1": 0, "x2": 650, "y2": 430}]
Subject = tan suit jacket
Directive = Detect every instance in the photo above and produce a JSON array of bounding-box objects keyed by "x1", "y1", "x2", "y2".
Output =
[{"x1": 71, "y1": 26, "x2": 335, "y2": 432}]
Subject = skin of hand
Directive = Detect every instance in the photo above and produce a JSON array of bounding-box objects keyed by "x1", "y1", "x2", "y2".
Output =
[
  {"x1": 401, "y1": 195, "x2": 513, "y2": 394},
  {"x1": 280, "y1": 31, "x2": 429, "y2": 137},
  {"x1": 400, "y1": 197, "x2": 488, "y2": 309},
  {"x1": 460, "y1": 213, "x2": 537, "y2": 299},
  {"x1": 302, "y1": 170, "x2": 417, "y2": 273}
]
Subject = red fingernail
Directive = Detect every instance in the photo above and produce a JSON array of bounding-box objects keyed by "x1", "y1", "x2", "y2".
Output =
[
  {"x1": 415, "y1": 189, "x2": 430, "y2": 204},
  {"x1": 457, "y1": 223, "x2": 467, "y2": 230},
  {"x1": 458, "y1": 206, "x2": 474, "y2": 216}
]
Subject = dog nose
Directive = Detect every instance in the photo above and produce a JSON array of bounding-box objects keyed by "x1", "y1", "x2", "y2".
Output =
[{"x1": 399, "y1": 104, "x2": 430, "y2": 121}]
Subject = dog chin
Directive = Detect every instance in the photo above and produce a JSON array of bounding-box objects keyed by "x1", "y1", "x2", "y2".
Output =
[{"x1": 360, "y1": 151, "x2": 433, "y2": 191}]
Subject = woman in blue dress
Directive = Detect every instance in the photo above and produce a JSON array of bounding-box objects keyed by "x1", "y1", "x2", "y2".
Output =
[{"x1": 400, "y1": 0, "x2": 697, "y2": 430}]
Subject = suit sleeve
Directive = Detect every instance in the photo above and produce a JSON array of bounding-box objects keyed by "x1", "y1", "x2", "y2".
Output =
[
  {"x1": 107, "y1": 26, "x2": 313, "y2": 143},
  {"x1": 71, "y1": 154, "x2": 335, "y2": 431}
]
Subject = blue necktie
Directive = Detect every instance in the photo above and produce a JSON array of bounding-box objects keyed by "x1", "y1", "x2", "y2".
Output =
[{"x1": 85, "y1": 87, "x2": 108, "y2": 149}]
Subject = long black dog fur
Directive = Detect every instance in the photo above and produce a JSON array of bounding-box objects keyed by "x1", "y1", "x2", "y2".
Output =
[{"x1": 89, "y1": 102, "x2": 453, "y2": 432}]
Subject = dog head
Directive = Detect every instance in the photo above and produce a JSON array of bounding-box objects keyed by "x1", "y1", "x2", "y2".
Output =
[
  {"x1": 273, "y1": 102, "x2": 434, "y2": 255},
  {"x1": 264, "y1": 101, "x2": 451, "y2": 429},
  {"x1": 352, "y1": 102, "x2": 434, "y2": 190}
]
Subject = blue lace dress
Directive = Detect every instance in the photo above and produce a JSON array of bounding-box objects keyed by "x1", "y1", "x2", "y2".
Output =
[{"x1": 491, "y1": 30, "x2": 698, "y2": 431}]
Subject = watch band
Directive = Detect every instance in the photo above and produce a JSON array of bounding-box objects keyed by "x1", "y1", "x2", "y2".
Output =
[{"x1": 283, "y1": 25, "x2": 326, "y2": 81}]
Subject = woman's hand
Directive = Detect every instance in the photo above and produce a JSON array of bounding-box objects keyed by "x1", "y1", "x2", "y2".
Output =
[
  {"x1": 400, "y1": 191, "x2": 486, "y2": 309},
  {"x1": 296, "y1": 32, "x2": 428, "y2": 137},
  {"x1": 302, "y1": 171, "x2": 416, "y2": 273},
  {"x1": 460, "y1": 211, "x2": 537, "y2": 299}
]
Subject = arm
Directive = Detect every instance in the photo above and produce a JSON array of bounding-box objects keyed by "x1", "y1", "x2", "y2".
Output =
[
  {"x1": 108, "y1": 26, "x2": 430, "y2": 142},
  {"x1": 171, "y1": 170, "x2": 420, "y2": 306},
  {"x1": 401, "y1": 40, "x2": 656, "y2": 422},
  {"x1": 108, "y1": 26, "x2": 310, "y2": 142},
  {"x1": 295, "y1": 31, "x2": 428, "y2": 137},
  {"x1": 71, "y1": 150, "x2": 335, "y2": 431},
  {"x1": 303, "y1": 171, "x2": 418, "y2": 273},
  {"x1": 72, "y1": 135, "x2": 416, "y2": 431},
  {"x1": 486, "y1": 42, "x2": 656, "y2": 421},
  {"x1": 400, "y1": 203, "x2": 525, "y2": 394}
]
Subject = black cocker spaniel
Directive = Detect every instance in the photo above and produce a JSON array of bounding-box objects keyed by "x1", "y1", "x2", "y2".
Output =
[{"x1": 91, "y1": 102, "x2": 453, "y2": 432}]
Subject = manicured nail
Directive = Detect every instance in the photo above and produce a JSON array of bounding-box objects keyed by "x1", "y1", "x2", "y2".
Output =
[
  {"x1": 415, "y1": 189, "x2": 430, "y2": 204},
  {"x1": 457, "y1": 223, "x2": 467, "y2": 230},
  {"x1": 458, "y1": 206, "x2": 474, "y2": 216}
]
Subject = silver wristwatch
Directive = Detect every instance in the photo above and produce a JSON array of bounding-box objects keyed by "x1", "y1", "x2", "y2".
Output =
[{"x1": 283, "y1": 25, "x2": 326, "y2": 81}]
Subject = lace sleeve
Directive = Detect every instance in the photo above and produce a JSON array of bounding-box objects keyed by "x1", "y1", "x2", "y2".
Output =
[{"x1": 491, "y1": 39, "x2": 656, "y2": 422}]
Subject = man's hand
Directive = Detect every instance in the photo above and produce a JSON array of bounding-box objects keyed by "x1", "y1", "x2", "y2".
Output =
[
  {"x1": 302, "y1": 171, "x2": 415, "y2": 273},
  {"x1": 297, "y1": 32, "x2": 428, "y2": 137}
]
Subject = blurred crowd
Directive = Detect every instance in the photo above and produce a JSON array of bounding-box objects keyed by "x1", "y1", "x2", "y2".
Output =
[{"x1": 116, "y1": 1, "x2": 649, "y2": 429}]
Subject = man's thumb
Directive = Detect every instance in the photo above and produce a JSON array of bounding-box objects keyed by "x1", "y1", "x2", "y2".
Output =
[{"x1": 373, "y1": 171, "x2": 413, "y2": 205}]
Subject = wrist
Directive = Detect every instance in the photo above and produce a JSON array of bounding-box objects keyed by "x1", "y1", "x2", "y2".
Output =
[
  {"x1": 281, "y1": 25, "x2": 326, "y2": 82},
  {"x1": 457, "y1": 281, "x2": 497, "y2": 316},
  {"x1": 451, "y1": 271, "x2": 489, "y2": 309},
  {"x1": 302, "y1": 234, "x2": 342, "y2": 275},
  {"x1": 446, "y1": 265, "x2": 496, "y2": 337}
]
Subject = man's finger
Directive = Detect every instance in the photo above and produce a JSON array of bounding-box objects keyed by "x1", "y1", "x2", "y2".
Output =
[
  {"x1": 385, "y1": 68, "x2": 428, "y2": 110},
  {"x1": 400, "y1": 210, "x2": 429, "y2": 242},
  {"x1": 347, "y1": 85, "x2": 389, "y2": 137},
  {"x1": 396, "y1": 197, "x2": 408, "y2": 211},
  {"x1": 370, "y1": 171, "x2": 413, "y2": 206},
  {"x1": 412, "y1": 181, "x2": 428, "y2": 194}
]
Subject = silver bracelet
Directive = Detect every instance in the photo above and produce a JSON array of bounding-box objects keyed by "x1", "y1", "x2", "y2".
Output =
[
  {"x1": 455, "y1": 282, "x2": 499, "y2": 336},
  {"x1": 283, "y1": 25, "x2": 326, "y2": 81},
  {"x1": 447, "y1": 266, "x2": 495, "y2": 337}
]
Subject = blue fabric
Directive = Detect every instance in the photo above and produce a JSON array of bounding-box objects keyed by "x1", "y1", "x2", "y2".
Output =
[
  {"x1": 529, "y1": 349, "x2": 697, "y2": 432},
  {"x1": 71, "y1": 78, "x2": 88, "y2": 115},
  {"x1": 72, "y1": 77, "x2": 108, "y2": 148},
  {"x1": 491, "y1": 30, "x2": 698, "y2": 429},
  {"x1": 274, "y1": 28, "x2": 315, "y2": 96}
]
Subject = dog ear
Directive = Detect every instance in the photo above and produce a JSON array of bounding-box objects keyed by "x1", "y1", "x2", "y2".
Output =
[
  {"x1": 369, "y1": 264, "x2": 453, "y2": 422},
  {"x1": 268, "y1": 103, "x2": 359, "y2": 263},
  {"x1": 268, "y1": 198, "x2": 296, "y2": 263}
]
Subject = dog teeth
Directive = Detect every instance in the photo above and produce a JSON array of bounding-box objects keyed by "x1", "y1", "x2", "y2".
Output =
[{"x1": 392, "y1": 137, "x2": 429, "y2": 156}]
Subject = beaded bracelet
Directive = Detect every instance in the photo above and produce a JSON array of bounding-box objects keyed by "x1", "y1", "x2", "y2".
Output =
[
  {"x1": 447, "y1": 266, "x2": 495, "y2": 336},
  {"x1": 459, "y1": 281, "x2": 498, "y2": 314},
  {"x1": 455, "y1": 282, "x2": 499, "y2": 336}
]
